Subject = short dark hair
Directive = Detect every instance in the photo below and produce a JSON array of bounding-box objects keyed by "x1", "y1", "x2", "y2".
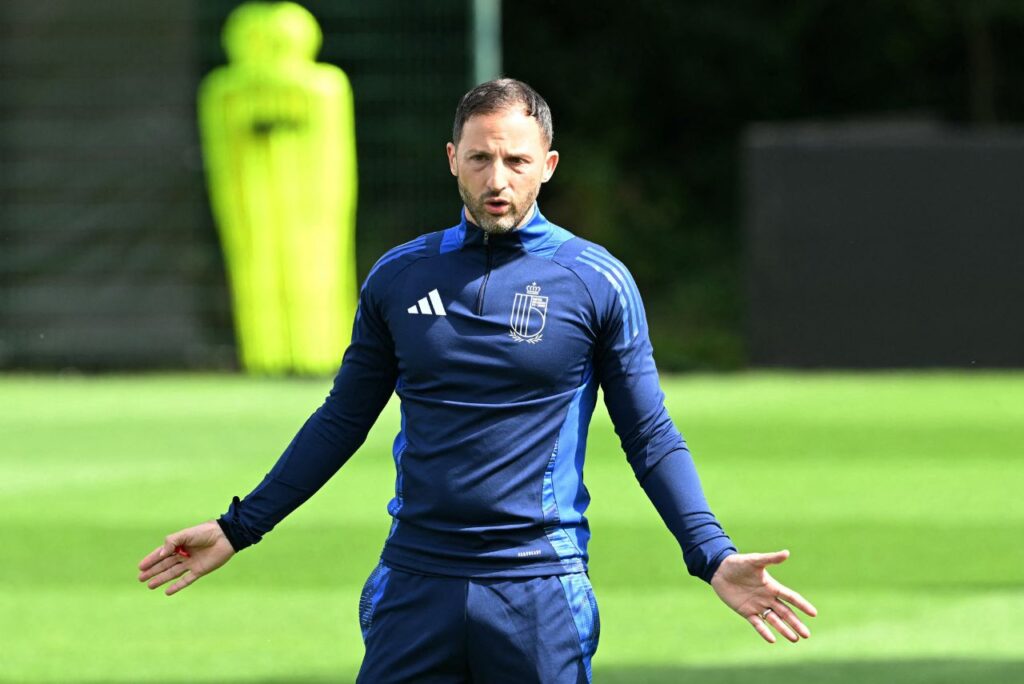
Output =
[{"x1": 452, "y1": 78, "x2": 553, "y2": 148}]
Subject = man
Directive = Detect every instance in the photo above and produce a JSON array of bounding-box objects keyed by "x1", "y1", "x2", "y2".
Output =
[{"x1": 139, "y1": 78, "x2": 816, "y2": 683}]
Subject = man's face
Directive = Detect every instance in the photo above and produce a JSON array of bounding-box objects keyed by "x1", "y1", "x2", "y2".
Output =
[{"x1": 447, "y1": 108, "x2": 559, "y2": 234}]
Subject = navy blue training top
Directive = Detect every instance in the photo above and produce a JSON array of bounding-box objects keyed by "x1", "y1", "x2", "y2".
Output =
[{"x1": 219, "y1": 206, "x2": 736, "y2": 582}]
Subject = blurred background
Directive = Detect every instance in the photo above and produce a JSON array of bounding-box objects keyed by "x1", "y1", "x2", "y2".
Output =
[
  {"x1": 2, "y1": 1, "x2": 1023, "y2": 683},
  {"x1": 5, "y1": 0, "x2": 1022, "y2": 373}
]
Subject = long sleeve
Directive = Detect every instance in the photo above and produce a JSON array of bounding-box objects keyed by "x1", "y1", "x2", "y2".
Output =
[
  {"x1": 587, "y1": 248, "x2": 736, "y2": 582},
  {"x1": 218, "y1": 277, "x2": 399, "y2": 551}
]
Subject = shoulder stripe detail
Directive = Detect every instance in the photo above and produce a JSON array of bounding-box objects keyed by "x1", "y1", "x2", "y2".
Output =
[
  {"x1": 576, "y1": 254, "x2": 635, "y2": 344},
  {"x1": 577, "y1": 248, "x2": 638, "y2": 339},
  {"x1": 364, "y1": 237, "x2": 428, "y2": 285},
  {"x1": 592, "y1": 249, "x2": 643, "y2": 321},
  {"x1": 580, "y1": 247, "x2": 642, "y2": 337}
]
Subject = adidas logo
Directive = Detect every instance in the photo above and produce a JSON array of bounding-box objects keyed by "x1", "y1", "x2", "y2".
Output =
[{"x1": 407, "y1": 289, "x2": 447, "y2": 316}]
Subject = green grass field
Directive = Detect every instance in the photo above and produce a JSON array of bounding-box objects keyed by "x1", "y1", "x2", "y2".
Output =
[{"x1": 2, "y1": 372, "x2": 1023, "y2": 683}]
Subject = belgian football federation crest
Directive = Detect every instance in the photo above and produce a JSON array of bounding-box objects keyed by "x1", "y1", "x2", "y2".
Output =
[{"x1": 509, "y1": 282, "x2": 548, "y2": 344}]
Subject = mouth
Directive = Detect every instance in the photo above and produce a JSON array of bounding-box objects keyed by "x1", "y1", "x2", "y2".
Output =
[{"x1": 483, "y1": 197, "x2": 511, "y2": 215}]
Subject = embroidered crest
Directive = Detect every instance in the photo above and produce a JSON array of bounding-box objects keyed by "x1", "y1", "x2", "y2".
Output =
[{"x1": 509, "y1": 282, "x2": 548, "y2": 344}]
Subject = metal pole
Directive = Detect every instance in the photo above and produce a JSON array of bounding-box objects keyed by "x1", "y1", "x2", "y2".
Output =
[{"x1": 471, "y1": 0, "x2": 502, "y2": 85}]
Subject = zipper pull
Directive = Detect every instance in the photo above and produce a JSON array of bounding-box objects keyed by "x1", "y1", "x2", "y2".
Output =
[{"x1": 483, "y1": 232, "x2": 490, "y2": 245}]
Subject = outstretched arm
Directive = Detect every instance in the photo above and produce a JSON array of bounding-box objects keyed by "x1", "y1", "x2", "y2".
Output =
[
  {"x1": 137, "y1": 274, "x2": 398, "y2": 595},
  {"x1": 589, "y1": 247, "x2": 735, "y2": 582},
  {"x1": 710, "y1": 549, "x2": 817, "y2": 643},
  {"x1": 216, "y1": 278, "x2": 399, "y2": 551},
  {"x1": 585, "y1": 247, "x2": 816, "y2": 641}
]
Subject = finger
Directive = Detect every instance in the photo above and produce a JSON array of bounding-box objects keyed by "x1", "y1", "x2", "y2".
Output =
[
  {"x1": 146, "y1": 561, "x2": 189, "y2": 590},
  {"x1": 749, "y1": 549, "x2": 790, "y2": 567},
  {"x1": 764, "y1": 608, "x2": 800, "y2": 643},
  {"x1": 140, "y1": 529, "x2": 190, "y2": 570},
  {"x1": 746, "y1": 614, "x2": 776, "y2": 644},
  {"x1": 138, "y1": 545, "x2": 168, "y2": 572},
  {"x1": 166, "y1": 570, "x2": 201, "y2": 596},
  {"x1": 771, "y1": 598, "x2": 811, "y2": 639},
  {"x1": 138, "y1": 555, "x2": 183, "y2": 582},
  {"x1": 776, "y1": 583, "x2": 818, "y2": 617}
]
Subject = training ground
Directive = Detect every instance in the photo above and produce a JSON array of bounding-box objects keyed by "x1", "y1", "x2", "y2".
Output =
[{"x1": 2, "y1": 372, "x2": 1022, "y2": 683}]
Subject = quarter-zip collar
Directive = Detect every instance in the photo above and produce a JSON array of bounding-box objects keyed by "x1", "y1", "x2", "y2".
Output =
[
  {"x1": 438, "y1": 203, "x2": 573, "y2": 260},
  {"x1": 458, "y1": 204, "x2": 549, "y2": 249}
]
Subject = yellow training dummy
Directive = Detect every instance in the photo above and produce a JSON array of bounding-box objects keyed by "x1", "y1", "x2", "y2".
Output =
[{"x1": 199, "y1": 2, "x2": 357, "y2": 374}]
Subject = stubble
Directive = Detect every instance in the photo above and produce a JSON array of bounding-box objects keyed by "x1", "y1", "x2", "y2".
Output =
[{"x1": 457, "y1": 177, "x2": 538, "y2": 235}]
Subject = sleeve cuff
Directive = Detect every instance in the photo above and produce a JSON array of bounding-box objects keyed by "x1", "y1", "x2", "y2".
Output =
[
  {"x1": 216, "y1": 496, "x2": 263, "y2": 552},
  {"x1": 701, "y1": 546, "x2": 738, "y2": 584},
  {"x1": 215, "y1": 517, "x2": 243, "y2": 553}
]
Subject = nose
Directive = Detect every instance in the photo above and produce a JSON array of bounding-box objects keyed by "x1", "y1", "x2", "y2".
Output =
[{"x1": 486, "y1": 159, "x2": 508, "y2": 192}]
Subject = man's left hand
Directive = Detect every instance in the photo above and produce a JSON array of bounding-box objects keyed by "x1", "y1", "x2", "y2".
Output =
[{"x1": 709, "y1": 549, "x2": 817, "y2": 643}]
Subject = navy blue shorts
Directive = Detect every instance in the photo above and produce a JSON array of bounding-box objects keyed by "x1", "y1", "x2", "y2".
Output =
[{"x1": 355, "y1": 563, "x2": 600, "y2": 683}]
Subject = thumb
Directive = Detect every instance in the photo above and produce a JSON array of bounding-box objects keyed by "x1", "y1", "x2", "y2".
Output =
[
  {"x1": 159, "y1": 531, "x2": 187, "y2": 558},
  {"x1": 749, "y1": 549, "x2": 790, "y2": 567}
]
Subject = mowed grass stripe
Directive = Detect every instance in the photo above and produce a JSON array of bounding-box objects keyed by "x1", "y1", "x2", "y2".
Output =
[
  {"x1": 0, "y1": 588, "x2": 363, "y2": 682},
  {"x1": 1, "y1": 372, "x2": 1021, "y2": 682}
]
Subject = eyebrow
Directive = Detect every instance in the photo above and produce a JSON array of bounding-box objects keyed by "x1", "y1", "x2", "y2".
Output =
[{"x1": 464, "y1": 149, "x2": 533, "y2": 160}]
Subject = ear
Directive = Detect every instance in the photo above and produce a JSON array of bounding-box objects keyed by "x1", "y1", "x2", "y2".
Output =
[
  {"x1": 541, "y1": 149, "x2": 559, "y2": 183},
  {"x1": 446, "y1": 142, "x2": 458, "y2": 177}
]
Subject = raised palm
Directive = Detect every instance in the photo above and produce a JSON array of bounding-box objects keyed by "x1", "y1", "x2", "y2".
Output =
[{"x1": 710, "y1": 549, "x2": 817, "y2": 643}]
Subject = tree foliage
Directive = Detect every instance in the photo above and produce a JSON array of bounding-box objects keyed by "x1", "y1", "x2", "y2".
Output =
[{"x1": 505, "y1": 0, "x2": 1024, "y2": 368}]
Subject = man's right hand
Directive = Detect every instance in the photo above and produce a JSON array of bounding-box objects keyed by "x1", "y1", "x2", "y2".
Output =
[{"x1": 138, "y1": 520, "x2": 236, "y2": 596}]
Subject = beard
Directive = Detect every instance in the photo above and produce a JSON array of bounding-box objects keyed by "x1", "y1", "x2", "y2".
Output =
[{"x1": 458, "y1": 177, "x2": 538, "y2": 234}]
